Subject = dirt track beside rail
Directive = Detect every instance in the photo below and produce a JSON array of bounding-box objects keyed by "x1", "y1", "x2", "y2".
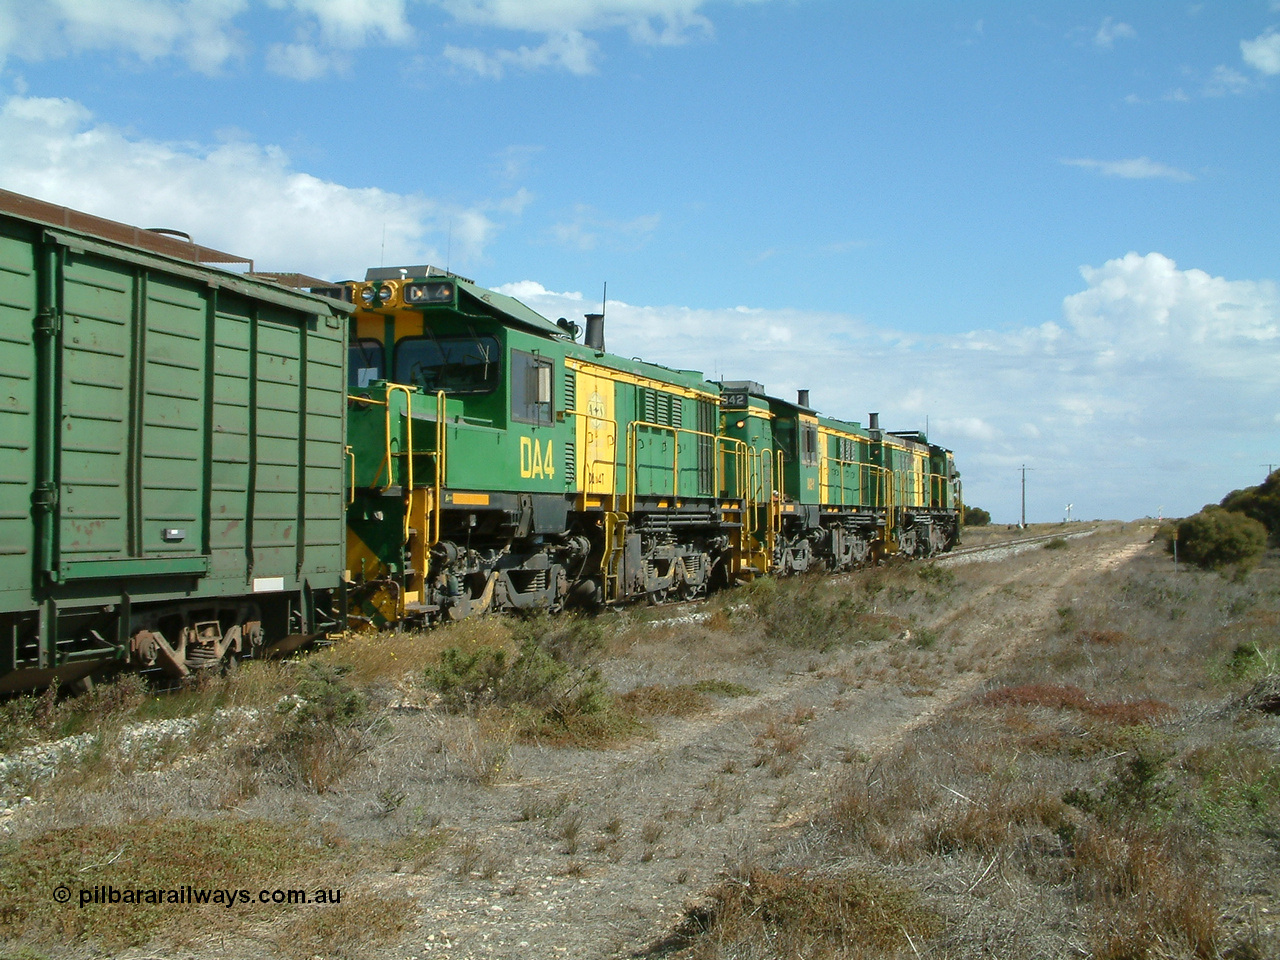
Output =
[{"x1": 312, "y1": 525, "x2": 1156, "y2": 960}]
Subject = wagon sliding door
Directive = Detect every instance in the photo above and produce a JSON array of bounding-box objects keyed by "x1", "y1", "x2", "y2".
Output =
[{"x1": 55, "y1": 250, "x2": 209, "y2": 580}]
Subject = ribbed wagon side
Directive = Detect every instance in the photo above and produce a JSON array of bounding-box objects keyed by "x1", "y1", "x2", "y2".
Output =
[{"x1": 0, "y1": 208, "x2": 351, "y2": 692}]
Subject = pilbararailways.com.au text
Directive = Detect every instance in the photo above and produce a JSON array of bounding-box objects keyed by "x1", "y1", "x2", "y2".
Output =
[{"x1": 55, "y1": 885, "x2": 342, "y2": 908}]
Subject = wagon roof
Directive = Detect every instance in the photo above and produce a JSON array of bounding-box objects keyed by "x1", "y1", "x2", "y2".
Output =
[
  {"x1": 0, "y1": 188, "x2": 352, "y2": 318},
  {"x1": 0, "y1": 187, "x2": 253, "y2": 270}
]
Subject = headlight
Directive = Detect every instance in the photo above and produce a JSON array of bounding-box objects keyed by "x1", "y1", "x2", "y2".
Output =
[
  {"x1": 377, "y1": 281, "x2": 397, "y2": 304},
  {"x1": 359, "y1": 286, "x2": 375, "y2": 305}
]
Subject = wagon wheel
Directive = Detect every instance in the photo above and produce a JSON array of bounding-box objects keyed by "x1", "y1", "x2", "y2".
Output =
[{"x1": 242, "y1": 621, "x2": 264, "y2": 659}]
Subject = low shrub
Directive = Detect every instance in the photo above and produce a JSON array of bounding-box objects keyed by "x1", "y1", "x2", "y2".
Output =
[
  {"x1": 1171, "y1": 507, "x2": 1267, "y2": 573},
  {"x1": 690, "y1": 679, "x2": 756, "y2": 698},
  {"x1": 0, "y1": 818, "x2": 334, "y2": 948},
  {"x1": 0, "y1": 675, "x2": 147, "y2": 752},
  {"x1": 247, "y1": 661, "x2": 380, "y2": 794},
  {"x1": 1220, "y1": 469, "x2": 1280, "y2": 543},
  {"x1": 736, "y1": 576, "x2": 907, "y2": 650},
  {"x1": 424, "y1": 614, "x2": 637, "y2": 747}
]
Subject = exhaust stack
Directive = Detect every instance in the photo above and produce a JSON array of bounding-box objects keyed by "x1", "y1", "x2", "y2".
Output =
[
  {"x1": 797, "y1": 389, "x2": 810, "y2": 408},
  {"x1": 583, "y1": 313, "x2": 604, "y2": 352}
]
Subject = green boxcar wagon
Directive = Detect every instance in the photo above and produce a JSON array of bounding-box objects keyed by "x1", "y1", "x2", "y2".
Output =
[{"x1": 0, "y1": 192, "x2": 352, "y2": 691}]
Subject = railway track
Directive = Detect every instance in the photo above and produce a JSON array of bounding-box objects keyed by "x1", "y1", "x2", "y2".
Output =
[
  {"x1": 128, "y1": 533, "x2": 1098, "y2": 690},
  {"x1": 933, "y1": 527, "x2": 1098, "y2": 565}
]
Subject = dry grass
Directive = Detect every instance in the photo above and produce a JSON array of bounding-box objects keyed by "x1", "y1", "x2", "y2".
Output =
[
  {"x1": 0, "y1": 818, "x2": 338, "y2": 949},
  {"x1": 275, "y1": 890, "x2": 415, "y2": 960},
  {"x1": 753, "y1": 712, "x2": 812, "y2": 778},
  {"x1": 667, "y1": 866, "x2": 942, "y2": 960},
  {"x1": 984, "y1": 682, "x2": 1174, "y2": 726},
  {"x1": 325, "y1": 616, "x2": 516, "y2": 687},
  {"x1": 0, "y1": 674, "x2": 148, "y2": 753},
  {"x1": 618, "y1": 683, "x2": 715, "y2": 718},
  {"x1": 371, "y1": 829, "x2": 448, "y2": 873}
]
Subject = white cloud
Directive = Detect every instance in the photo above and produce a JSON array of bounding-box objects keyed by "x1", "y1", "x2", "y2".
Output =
[
  {"x1": 263, "y1": 0, "x2": 413, "y2": 77},
  {"x1": 265, "y1": 41, "x2": 342, "y2": 79},
  {"x1": 0, "y1": 0, "x2": 414, "y2": 78},
  {"x1": 433, "y1": 0, "x2": 775, "y2": 76},
  {"x1": 494, "y1": 145, "x2": 544, "y2": 185},
  {"x1": 494, "y1": 280, "x2": 584, "y2": 301},
  {"x1": 0, "y1": 0, "x2": 776, "y2": 79},
  {"x1": 444, "y1": 31, "x2": 600, "y2": 77},
  {"x1": 1094, "y1": 16, "x2": 1136, "y2": 50},
  {"x1": 1063, "y1": 251, "x2": 1278, "y2": 368},
  {"x1": 1242, "y1": 28, "x2": 1280, "y2": 75},
  {"x1": 547, "y1": 205, "x2": 661, "y2": 251},
  {"x1": 0, "y1": 0, "x2": 249, "y2": 73},
  {"x1": 494, "y1": 253, "x2": 1279, "y2": 521},
  {"x1": 0, "y1": 94, "x2": 523, "y2": 277},
  {"x1": 1061, "y1": 156, "x2": 1194, "y2": 181},
  {"x1": 276, "y1": 0, "x2": 411, "y2": 46},
  {"x1": 431, "y1": 0, "x2": 725, "y2": 44},
  {"x1": 1204, "y1": 64, "x2": 1253, "y2": 96}
]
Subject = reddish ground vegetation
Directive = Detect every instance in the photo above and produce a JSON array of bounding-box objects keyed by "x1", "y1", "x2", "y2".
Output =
[{"x1": 984, "y1": 683, "x2": 1172, "y2": 725}]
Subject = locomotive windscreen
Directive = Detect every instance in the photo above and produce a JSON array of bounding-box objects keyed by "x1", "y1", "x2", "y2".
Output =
[{"x1": 394, "y1": 335, "x2": 500, "y2": 394}]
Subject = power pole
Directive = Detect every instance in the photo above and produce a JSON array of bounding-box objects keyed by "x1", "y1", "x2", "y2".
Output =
[{"x1": 1019, "y1": 465, "x2": 1033, "y2": 528}]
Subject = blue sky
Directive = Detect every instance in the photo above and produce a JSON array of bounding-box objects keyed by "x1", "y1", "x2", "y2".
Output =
[{"x1": 1, "y1": 0, "x2": 1278, "y2": 522}]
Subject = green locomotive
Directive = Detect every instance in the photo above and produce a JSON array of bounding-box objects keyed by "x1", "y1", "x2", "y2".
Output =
[
  {"x1": 341, "y1": 267, "x2": 749, "y2": 626},
  {"x1": 339, "y1": 267, "x2": 961, "y2": 628},
  {"x1": 720, "y1": 382, "x2": 961, "y2": 575}
]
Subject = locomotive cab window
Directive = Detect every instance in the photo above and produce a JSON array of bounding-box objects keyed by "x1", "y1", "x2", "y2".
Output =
[
  {"x1": 511, "y1": 349, "x2": 554, "y2": 425},
  {"x1": 348, "y1": 338, "x2": 384, "y2": 388},
  {"x1": 801, "y1": 422, "x2": 819, "y2": 466},
  {"x1": 393, "y1": 335, "x2": 499, "y2": 394}
]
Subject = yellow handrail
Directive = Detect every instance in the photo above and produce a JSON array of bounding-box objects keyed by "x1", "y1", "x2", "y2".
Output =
[
  {"x1": 559, "y1": 407, "x2": 621, "y2": 512},
  {"x1": 432, "y1": 389, "x2": 446, "y2": 546},
  {"x1": 383, "y1": 383, "x2": 415, "y2": 493},
  {"x1": 818, "y1": 456, "x2": 894, "y2": 509},
  {"x1": 624, "y1": 420, "x2": 728, "y2": 513}
]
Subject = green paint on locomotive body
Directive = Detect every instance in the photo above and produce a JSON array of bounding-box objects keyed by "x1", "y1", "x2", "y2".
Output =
[
  {"x1": 719, "y1": 387, "x2": 777, "y2": 502},
  {"x1": 345, "y1": 271, "x2": 721, "y2": 508}
]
